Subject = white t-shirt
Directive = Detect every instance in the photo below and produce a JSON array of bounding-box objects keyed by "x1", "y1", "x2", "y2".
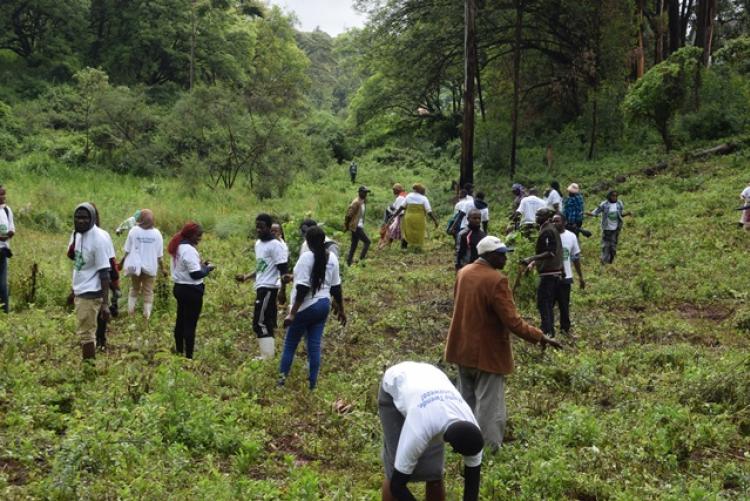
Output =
[
  {"x1": 171, "y1": 243, "x2": 203, "y2": 285},
  {"x1": 290, "y1": 251, "x2": 341, "y2": 312},
  {"x1": 254, "y1": 239, "x2": 288, "y2": 290},
  {"x1": 455, "y1": 198, "x2": 477, "y2": 230},
  {"x1": 123, "y1": 226, "x2": 164, "y2": 277},
  {"x1": 358, "y1": 203, "x2": 366, "y2": 228},
  {"x1": 392, "y1": 194, "x2": 407, "y2": 213},
  {"x1": 546, "y1": 190, "x2": 563, "y2": 209},
  {"x1": 405, "y1": 192, "x2": 432, "y2": 212},
  {"x1": 480, "y1": 206, "x2": 489, "y2": 223},
  {"x1": 516, "y1": 195, "x2": 547, "y2": 225},
  {"x1": 742, "y1": 186, "x2": 750, "y2": 202},
  {"x1": 71, "y1": 227, "x2": 113, "y2": 295},
  {"x1": 605, "y1": 202, "x2": 620, "y2": 230},
  {"x1": 0, "y1": 205, "x2": 15, "y2": 250},
  {"x1": 560, "y1": 230, "x2": 581, "y2": 281},
  {"x1": 381, "y1": 361, "x2": 482, "y2": 475}
]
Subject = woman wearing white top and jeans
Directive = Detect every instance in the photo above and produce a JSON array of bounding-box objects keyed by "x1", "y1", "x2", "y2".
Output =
[
  {"x1": 168, "y1": 222, "x2": 214, "y2": 359},
  {"x1": 279, "y1": 226, "x2": 346, "y2": 389}
]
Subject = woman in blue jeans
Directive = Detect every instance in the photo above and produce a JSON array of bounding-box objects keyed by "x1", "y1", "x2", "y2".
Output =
[{"x1": 279, "y1": 226, "x2": 347, "y2": 389}]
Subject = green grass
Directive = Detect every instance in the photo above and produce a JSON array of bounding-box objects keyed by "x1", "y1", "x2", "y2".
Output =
[{"x1": 0, "y1": 146, "x2": 749, "y2": 499}]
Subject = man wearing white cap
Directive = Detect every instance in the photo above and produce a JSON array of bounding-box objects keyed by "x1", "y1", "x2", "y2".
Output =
[{"x1": 445, "y1": 236, "x2": 561, "y2": 451}]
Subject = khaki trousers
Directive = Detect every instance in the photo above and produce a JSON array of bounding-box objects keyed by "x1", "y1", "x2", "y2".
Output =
[
  {"x1": 75, "y1": 297, "x2": 102, "y2": 345},
  {"x1": 129, "y1": 274, "x2": 156, "y2": 303}
]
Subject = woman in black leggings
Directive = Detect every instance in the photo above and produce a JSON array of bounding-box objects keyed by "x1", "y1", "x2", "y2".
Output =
[{"x1": 167, "y1": 223, "x2": 214, "y2": 358}]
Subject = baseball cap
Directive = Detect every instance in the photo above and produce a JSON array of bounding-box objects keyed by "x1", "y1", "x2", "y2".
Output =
[
  {"x1": 476, "y1": 236, "x2": 513, "y2": 255},
  {"x1": 567, "y1": 183, "x2": 580, "y2": 194},
  {"x1": 358, "y1": 185, "x2": 371, "y2": 193}
]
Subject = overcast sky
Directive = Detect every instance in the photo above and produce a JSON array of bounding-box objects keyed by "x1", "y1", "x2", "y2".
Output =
[{"x1": 267, "y1": 0, "x2": 367, "y2": 36}]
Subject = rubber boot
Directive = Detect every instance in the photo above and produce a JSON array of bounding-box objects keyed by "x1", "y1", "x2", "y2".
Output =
[
  {"x1": 82, "y1": 342, "x2": 96, "y2": 361},
  {"x1": 143, "y1": 302, "x2": 153, "y2": 320},
  {"x1": 257, "y1": 337, "x2": 275, "y2": 360},
  {"x1": 128, "y1": 296, "x2": 137, "y2": 315}
]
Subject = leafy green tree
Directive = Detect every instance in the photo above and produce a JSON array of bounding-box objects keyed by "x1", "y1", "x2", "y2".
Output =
[
  {"x1": 73, "y1": 67, "x2": 109, "y2": 159},
  {"x1": 622, "y1": 46, "x2": 702, "y2": 150},
  {"x1": 0, "y1": 0, "x2": 87, "y2": 72}
]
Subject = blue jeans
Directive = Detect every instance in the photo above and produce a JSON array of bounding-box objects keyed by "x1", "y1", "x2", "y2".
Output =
[
  {"x1": 0, "y1": 252, "x2": 8, "y2": 313},
  {"x1": 279, "y1": 298, "x2": 330, "y2": 389}
]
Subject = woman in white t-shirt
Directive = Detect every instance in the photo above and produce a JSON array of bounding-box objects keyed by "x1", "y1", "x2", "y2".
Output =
[
  {"x1": 168, "y1": 222, "x2": 214, "y2": 359},
  {"x1": 121, "y1": 209, "x2": 165, "y2": 319},
  {"x1": 398, "y1": 183, "x2": 439, "y2": 250},
  {"x1": 279, "y1": 226, "x2": 346, "y2": 389}
]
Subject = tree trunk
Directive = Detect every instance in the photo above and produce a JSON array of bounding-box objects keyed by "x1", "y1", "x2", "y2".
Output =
[
  {"x1": 588, "y1": 91, "x2": 598, "y2": 160},
  {"x1": 658, "y1": 120, "x2": 673, "y2": 151},
  {"x1": 474, "y1": 40, "x2": 486, "y2": 121},
  {"x1": 679, "y1": 0, "x2": 693, "y2": 46},
  {"x1": 190, "y1": 0, "x2": 197, "y2": 90},
  {"x1": 654, "y1": 0, "x2": 664, "y2": 63},
  {"x1": 667, "y1": 0, "x2": 681, "y2": 54},
  {"x1": 460, "y1": 0, "x2": 477, "y2": 187},
  {"x1": 635, "y1": 0, "x2": 645, "y2": 78},
  {"x1": 695, "y1": 0, "x2": 717, "y2": 65},
  {"x1": 509, "y1": 0, "x2": 523, "y2": 178}
]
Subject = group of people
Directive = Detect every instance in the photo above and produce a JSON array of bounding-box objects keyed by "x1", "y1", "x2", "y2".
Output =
[
  {"x1": 346, "y1": 183, "x2": 441, "y2": 265},
  {"x1": 64, "y1": 204, "x2": 346, "y2": 391},
  {"x1": 511, "y1": 181, "x2": 631, "y2": 265},
  {"x1": 380, "y1": 231, "x2": 563, "y2": 499}
]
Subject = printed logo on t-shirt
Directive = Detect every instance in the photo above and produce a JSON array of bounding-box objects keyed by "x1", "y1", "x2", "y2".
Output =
[
  {"x1": 563, "y1": 247, "x2": 571, "y2": 262},
  {"x1": 608, "y1": 211, "x2": 618, "y2": 221},
  {"x1": 417, "y1": 390, "x2": 462, "y2": 409},
  {"x1": 0, "y1": 224, "x2": 7, "y2": 236},
  {"x1": 256, "y1": 258, "x2": 269, "y2": 273},
  {"x1": 74, "y1": 250, "x2": 86, "y2": 271}
]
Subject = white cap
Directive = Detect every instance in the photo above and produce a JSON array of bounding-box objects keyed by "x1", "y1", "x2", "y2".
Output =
[{"x1": 476, "y1": 236, "x2": 514, "y2": 255}]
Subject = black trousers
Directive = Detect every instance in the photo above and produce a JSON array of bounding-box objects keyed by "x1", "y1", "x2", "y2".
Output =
[
  {"x1": 537, "y1": 275, "x2": 560, "y2": 336},
  {"x1": 347, "y1": 227, "x2": 370, "y2": 265},
  {"x1": 173, "y1": 284, "x2": 204, "y2": 359},
  {"x1": 555, "y1": 281, "x2": 572, "y2": 333}
]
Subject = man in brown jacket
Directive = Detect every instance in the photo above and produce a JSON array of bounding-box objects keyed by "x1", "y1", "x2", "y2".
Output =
[
  {"x1": 344, "y1": 185, "x2": 371, "y2": 266},
  {"x1": 445, "y1": 235, "x2": 561, "y2": 451}
]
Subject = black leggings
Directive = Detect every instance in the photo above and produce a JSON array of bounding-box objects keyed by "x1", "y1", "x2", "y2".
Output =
[{"x1": 173, "y1": 284, "x2": 204, "y2": 358}]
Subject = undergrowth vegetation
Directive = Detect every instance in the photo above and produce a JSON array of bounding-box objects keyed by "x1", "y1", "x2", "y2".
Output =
[{"x1": 1, "y1": 143, "x2": 749, "y2": 499}]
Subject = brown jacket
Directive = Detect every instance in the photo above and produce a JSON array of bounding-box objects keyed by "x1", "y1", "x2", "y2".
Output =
[
  {"x1": 344, "y1": 196, "x2": 365, "y2": 232},
  {"x1": 445, "y1": 259, "x2": 543, "y2": 375}
]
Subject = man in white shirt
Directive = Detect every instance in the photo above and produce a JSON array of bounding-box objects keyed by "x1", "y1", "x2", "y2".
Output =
[
  {"x1": 70, "y1": 203, "x2": 111, "y2": 361},
  {"x1": 515, "y1": 188, "x2": 547, "y2": 232},
  {"x1": 236, "y1": 213, "x2": 289, "y2": 359},
  {"x1": 553, "y1": 214, "x2": 585, "y2": 336},
  {"x1": 0, "y1": 185, "x2": 15, "y2": 313},
  {"x1": 448, "y1": 187, "x2": 476, "y2": 236},
  {"x1": 379, "y1": 362, "x2": 484, "y2": 501}
]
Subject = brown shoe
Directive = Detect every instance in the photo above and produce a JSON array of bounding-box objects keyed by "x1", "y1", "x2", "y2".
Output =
[{"x1": 82, "y1": 342, "x2": 96, "y2": 361}]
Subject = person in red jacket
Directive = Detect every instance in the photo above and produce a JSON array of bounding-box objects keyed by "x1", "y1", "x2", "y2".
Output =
[{"x1": 445, "y1": 236, "x2": 561, "y2": 451}]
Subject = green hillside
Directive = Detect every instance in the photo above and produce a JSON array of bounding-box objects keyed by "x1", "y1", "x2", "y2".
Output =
[{"x1": 0, "y1": 145, "x2": 748, "y2": 499}]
